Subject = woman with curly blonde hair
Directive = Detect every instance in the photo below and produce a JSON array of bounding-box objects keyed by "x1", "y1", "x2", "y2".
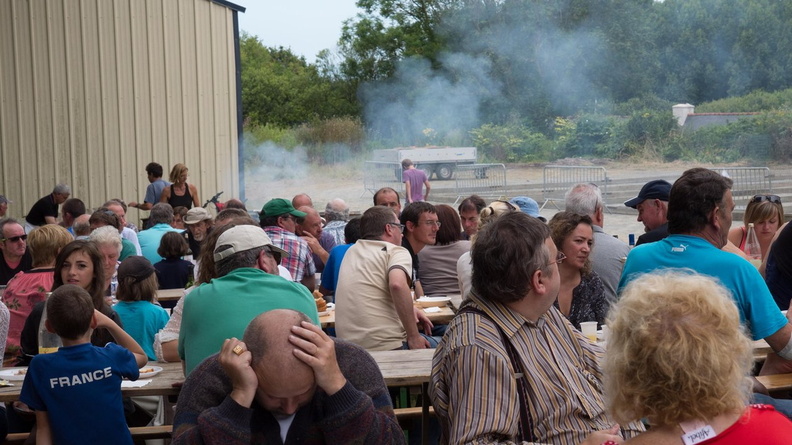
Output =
[{"x1": 605, "y1": 270, "x2": 792, "y2": 444}]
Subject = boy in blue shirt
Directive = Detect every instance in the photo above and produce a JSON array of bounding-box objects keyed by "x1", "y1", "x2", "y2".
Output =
[{"x1": 20, "y1": 284, "x2": 147, "y2": 445}]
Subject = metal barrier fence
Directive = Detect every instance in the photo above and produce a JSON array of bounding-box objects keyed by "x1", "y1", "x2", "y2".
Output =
[
  {"x1": 541, "y1": 165, "x2": 609, "y2": 210},
  {"x1": 453, "y1": 164, "x2": 507, "y2": 205},
  {"x1": 710, "y1": 167, "x2": 772, "y2": 205},
  {"x1": 362, "y1": 161, "x2": 403, "y2": 196}
]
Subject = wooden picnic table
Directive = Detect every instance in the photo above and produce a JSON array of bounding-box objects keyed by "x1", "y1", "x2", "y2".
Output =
[
  {"x1": 320, "y1": 304, "x2": 456, "y2": 328},
  {"x1": 0, "y1": 361, "x2": 184, "y2": 404},
  {"x1": 155, "y1": 288, "x2": 185, "y2": 303}
]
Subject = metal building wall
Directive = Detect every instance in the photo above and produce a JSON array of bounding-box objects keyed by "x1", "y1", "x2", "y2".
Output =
[{"x1": 0, "y1": 0, "x2": 240, "y2": 225}]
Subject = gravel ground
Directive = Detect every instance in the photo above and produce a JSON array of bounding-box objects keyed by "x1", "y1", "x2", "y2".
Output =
[{"x1": 244, "y1": 159, "x2": 746, "y2": 242}]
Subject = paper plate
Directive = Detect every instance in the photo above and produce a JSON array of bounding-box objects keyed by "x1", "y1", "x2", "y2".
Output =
[
  {"x1": 0, "y1": 368, "x2": 27, "y2": 382},
  {"x1": 416, "y1": 296, "x2": 451, "y2": 308},
  {"x1": 137, "y1": 366, "x2": 163, "y2": 379}
]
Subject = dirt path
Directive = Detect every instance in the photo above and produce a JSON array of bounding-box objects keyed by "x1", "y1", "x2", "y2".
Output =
[{"x1": 244, "y1": 159, "x2": 744, "y2": 242}]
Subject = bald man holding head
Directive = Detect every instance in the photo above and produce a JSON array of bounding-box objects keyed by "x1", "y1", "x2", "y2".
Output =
[{"x1": 173, "y1": 309, "x2": 404, "y2": 444}]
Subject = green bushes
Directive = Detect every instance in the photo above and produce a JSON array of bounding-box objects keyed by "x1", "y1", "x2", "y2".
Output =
[
  {"x1": 242, "y1": 90, "x2": 792, "y2": 169},
  {"x1": 469, "y1": 123, "x2": 554, "y2": 162}
]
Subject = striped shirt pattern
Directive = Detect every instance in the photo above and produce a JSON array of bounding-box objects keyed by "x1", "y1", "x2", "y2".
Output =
[
  {"x1": 430, "y1": 292, "x2": 644, "y2": 444},
  {"x1": 263, "y1": 226, "x2": 315, "y2": 282}
]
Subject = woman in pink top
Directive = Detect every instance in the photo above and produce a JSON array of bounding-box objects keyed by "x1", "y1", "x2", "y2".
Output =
[
  {"x1": 1, "y1": 225, "x2": 72, "y2": 356},
  {"x1": 605, "y1": 271, "x2": 792, "y2": 444}
]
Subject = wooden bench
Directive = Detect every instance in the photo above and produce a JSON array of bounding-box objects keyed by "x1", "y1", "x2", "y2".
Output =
[
  {"x1": 2, "y1": 425, "x2": 172, "y2": 444},
  {"x1": 756, "y1": 373, "x2": 792, "y2": 394}
]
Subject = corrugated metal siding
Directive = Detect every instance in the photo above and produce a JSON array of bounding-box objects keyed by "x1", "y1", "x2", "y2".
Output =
[{"x1": 0, "y1": 0, "x2": 239, "y2": 226}]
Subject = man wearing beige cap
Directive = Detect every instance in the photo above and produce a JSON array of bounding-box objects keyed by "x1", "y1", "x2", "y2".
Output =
[
  {"x1": 183, "y1": 207, "x2": 213, "y2": 256},
  {"x1": 178, "y1": 224, "x2": 320, "y2": 375}
]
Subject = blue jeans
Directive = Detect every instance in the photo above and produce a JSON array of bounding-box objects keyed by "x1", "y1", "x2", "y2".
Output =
[{"x1": 402, "y1": 334, "x2": 441, "y2": 349}]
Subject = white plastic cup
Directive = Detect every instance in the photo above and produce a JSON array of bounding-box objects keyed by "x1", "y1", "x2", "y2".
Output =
[{"x1": 579, "y1": 321, "x2": 598, "y2": 342}]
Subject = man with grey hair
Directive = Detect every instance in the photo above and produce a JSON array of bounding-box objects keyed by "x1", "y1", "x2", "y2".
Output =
[
  {"x1": 25, "y1": 183, "x2": 71, "y2": 231},
  {"x1": 72, "y1": 214, "x2": 92, "y2": 239},
  {"x1": 104, "y1": 200, "x2": 142, "y2": 255},
  {"x1": 564, "y1": 183, "x2": 629, "y2": 303},
  {"x1": 323, "y1": 198, "x2": 349, "y2": 246},
  {"x1": 173, "y1": 309, "x2": 404, "y2": 444},
  {"x1": 178, "y1": 224, "x2": 320, "y2": 375},
  {"x1": 138, "y1": 203, "x2": 183, "y2": 264}
]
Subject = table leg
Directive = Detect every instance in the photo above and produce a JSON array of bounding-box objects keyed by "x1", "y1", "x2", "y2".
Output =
[{"x1": 421, "y1": 382, "x2": 429, "y2": 445}]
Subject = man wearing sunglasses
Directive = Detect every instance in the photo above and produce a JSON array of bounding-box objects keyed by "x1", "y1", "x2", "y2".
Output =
[{"x1": 0, "y1": 218, "x2": 33, "y2": 285}]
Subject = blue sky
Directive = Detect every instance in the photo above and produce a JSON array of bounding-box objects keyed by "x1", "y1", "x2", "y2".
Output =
[{"x1": 233, "y1": 0, "x2": 361, "y2": 62}]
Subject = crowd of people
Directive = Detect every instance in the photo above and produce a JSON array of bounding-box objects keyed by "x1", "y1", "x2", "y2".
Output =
[{"x1": 0, "y1": 163, "x2": 791, "y2": 444}]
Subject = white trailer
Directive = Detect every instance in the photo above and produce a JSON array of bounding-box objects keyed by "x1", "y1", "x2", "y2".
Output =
[{"x1": 370, "y1": 146, "x2": 478, "y2": 180}]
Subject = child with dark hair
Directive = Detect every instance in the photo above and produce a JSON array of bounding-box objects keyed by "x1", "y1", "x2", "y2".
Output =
[
  {"x1": 19, "y1": 284, "x2": 146, "y2": 445},
  {"x1": 153, "y1": 232, "x2": 194, "y2": 289},
  {"x1": 114, "y1": 256, "x2": 170, "y2": 360}
]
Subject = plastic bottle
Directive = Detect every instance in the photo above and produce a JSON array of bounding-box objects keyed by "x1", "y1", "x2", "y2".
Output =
[
  {"x1": 744, "y1": 223, "x2": 762, "y2": 268},
  {"x1": 38, "y1": 293, "x2": 63, "y2": 354},
  {"x1": 628, "y1": 233, "x2": 636, "y2": 248}
]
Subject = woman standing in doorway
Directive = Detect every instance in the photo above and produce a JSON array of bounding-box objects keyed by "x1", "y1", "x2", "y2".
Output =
[{"x1": 160, "y1": 163, "x2": 200, "y2": 209}]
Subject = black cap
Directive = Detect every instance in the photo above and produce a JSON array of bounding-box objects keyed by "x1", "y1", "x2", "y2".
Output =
[
  {"x1": 624, "y1": 180, "x2": 672, "y2": 209},
  {"x1": 117, "y1": 256, "x2": 155, "y2": 282}
]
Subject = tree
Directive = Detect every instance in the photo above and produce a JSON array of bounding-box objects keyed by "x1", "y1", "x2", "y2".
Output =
[{"x1": 240, "y1": 34, "x2": 359, "y2": 127}]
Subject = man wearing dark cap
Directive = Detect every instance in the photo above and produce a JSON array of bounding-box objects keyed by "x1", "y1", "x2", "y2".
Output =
[
  {"x1": 260, "y1": 198, "x2": 316, "y2": 291},
  {"x1": 624, "y1": 179, "x2": 672, "y2": 246}
]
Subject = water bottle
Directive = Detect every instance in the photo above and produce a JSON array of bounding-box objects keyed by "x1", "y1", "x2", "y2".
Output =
[
  {"x1": 38, "y1": 293, "x2": 63, "y2": 354},
  {"x1": 628, "y1": 233, "x2": 636, "y2": 248},
  {"x1": 744, "y1": 223, "x2": 762, "y2": 268}
]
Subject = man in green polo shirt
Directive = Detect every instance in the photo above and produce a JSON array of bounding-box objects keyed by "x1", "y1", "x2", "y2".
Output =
[{"x1": 178, "y1": 224, "x2": 320, "y2": 375}]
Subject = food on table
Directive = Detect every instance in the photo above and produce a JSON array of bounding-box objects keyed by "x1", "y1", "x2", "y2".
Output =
[{"x1": 313, "y1": 290, "x2": 327, "y2": 313}]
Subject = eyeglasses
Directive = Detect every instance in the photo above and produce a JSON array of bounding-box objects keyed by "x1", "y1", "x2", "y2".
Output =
[
  {"x1": 1, "y1": 235, "x2": 27, "y2": 243},
  {"x1": 549, "y1": 251, "x2": 566, "y2": 266},
  {"x1": 752, "y1": 195, "x2": 781, "y2": 204},
  {"x1": 387, "y1": 222, "x2": 405, "y2": 231},
  {"x1": 420, "y1": 220, "x2": 442, "y2": 228}
]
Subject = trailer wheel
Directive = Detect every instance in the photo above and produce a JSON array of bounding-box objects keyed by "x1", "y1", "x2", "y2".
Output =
[
  {"x1": 436, "y1": 164, "x2": 454, "y2": 180},
  {"x1": 416, "y1": 164, "x2": 434, "y2": 180}
]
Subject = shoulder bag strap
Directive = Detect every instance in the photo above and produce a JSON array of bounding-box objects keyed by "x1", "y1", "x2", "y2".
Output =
[{"x1": 457, "y1": 305, "x2": 535, "y2": 442}]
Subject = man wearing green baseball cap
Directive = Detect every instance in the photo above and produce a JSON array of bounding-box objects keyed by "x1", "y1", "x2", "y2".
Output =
[{"x1": 259, "y1": 198, "x2": 317, "y2": 291}]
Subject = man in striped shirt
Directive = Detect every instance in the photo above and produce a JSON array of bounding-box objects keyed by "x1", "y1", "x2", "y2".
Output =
[{"x1": 430, "y1": 212, "x2": 644, "y2": 444}]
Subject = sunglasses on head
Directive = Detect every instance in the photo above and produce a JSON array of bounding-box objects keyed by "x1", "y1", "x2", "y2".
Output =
[
  {"x1": 752, "y1": 195, "x2": 781, "y2": 204},
  {"x1": 2, "y1": 235, "x2": 27, "y2": 243}
]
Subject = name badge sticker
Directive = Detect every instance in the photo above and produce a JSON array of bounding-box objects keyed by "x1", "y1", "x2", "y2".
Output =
[{"x1": 681, "y1": 425, "x2": 716, "y2": 445}]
